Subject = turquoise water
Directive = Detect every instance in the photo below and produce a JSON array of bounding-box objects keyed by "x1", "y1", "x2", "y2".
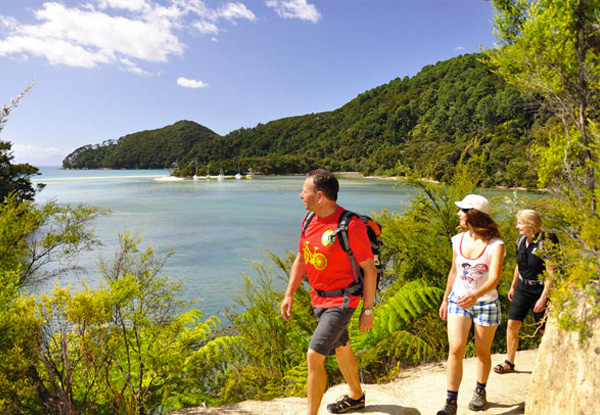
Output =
[{"x1": 33, "y1": 168, "x2": 416, "y2": 316}]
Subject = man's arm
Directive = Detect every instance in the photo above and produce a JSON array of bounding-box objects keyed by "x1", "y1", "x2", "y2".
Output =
[
  {"x1": 358, "y1": 257, "x2": 376, "y2": 333},
  {"x1": 280, "y1": 252, "x2": 306, "y2": 321}
]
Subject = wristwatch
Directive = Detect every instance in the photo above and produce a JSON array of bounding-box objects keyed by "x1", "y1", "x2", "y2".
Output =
[{"x1": 362, "y1": 308, "x2": 373, "y2": 316}]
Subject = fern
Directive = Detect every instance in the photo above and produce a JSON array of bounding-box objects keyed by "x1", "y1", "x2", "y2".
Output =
[{"x1": 351, "y1": 280, "x2": 446, "y2": 380}]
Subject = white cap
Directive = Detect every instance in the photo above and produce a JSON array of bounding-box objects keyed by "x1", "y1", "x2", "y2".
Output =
[{"x1": 455, "y1": 194, "x2": 490, "y2": 215}]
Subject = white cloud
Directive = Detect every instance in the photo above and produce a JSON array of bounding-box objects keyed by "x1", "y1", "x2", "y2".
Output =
[
  {"x1": 266, "y1": 0, "x2": 321, "y2": 23},
  {"x1": 0, "y1": 1, "x2": 258, "y2": 72},
  {"x1": 218, "y1": 3, "x2": 256, "y2": 22},
  {"x1": 0, "y1": 14, "x2": 19, "y2": 31},
  {"x1": 120, "y1": 58, "x2": 153, "y2": 75},
  {"x1": 12, "y1": 143, "x2": 70, "y2": 165},
  {"x1": 194, "y1": 21, "x2": 219, "y2": 35},
  {"x1": 177, "y1": 77, "x2": 209, "y2": 88},
  {"x1": 97, "y1": 0, "x2": 150, "y2": 13},
  {"x1": 454, "y1": 46, "x2": 466, "y2": 52}
]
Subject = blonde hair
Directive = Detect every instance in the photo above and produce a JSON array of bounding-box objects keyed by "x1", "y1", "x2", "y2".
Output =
[{"x1": 516, "y1": 209, "x2": 542, "y2": 233}]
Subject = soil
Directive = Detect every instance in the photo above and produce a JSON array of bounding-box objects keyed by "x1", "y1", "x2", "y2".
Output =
[{"x1": 172, "y1": 349, "x2": 536, "y2": 415}]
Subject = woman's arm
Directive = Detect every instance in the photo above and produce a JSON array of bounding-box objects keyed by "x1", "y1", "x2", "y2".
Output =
[
  {"x1": 508, "y1": 263, "x2": 519, "y2": 301},
  {"x1": 533, "y1": 258, "x2": 554, "y2": 312},
  {"x1": 439, "y1": 250, "x2": 457, "y2": 321}
]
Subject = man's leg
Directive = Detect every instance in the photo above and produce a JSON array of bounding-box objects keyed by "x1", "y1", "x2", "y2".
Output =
[
  {"x1": 334, "y1": 343, "x2": 363, "y2": 400},
  {"x1": 506, "y1": 319, "x2": 522, "y2": 364},
  {"x1": 307, "y1": 348, "x2": 327, "y2": 415}
]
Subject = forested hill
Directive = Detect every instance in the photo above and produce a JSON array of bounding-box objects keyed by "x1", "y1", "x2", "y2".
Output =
[
  {"x1": 63, "y1": 53, "x2": 546, "y2": 187},
  {"x1": 62, "y1": 121, "x2": 220, "y2": 169}
]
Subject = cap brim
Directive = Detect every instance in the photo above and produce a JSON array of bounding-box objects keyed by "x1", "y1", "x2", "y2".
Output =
[{"x1": 455, "y1": 201, "x2": 471, "y2": 210}]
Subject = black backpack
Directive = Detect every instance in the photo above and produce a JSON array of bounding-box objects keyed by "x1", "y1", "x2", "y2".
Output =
[{"x1": 301, "y1": 209, "x2": 383, "y2": 307}]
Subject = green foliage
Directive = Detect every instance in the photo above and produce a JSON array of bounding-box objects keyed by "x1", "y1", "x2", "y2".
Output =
[
  {"x1": 352, "y1": 281, "x2": 446, "y2": 381},
  {"x1": 0, "y1": 270, "x2": 43, "y2": 414},
  {"x1": 489, "y1": 0, "x2": 600, "y2": 338},
  {"x1": 0, "y1": 195, "x2": 106, "y2": 287},
  {"x1": 63, "y1": 121, "x2": 221, "y2": 169},
  {"x1": 219, "y1": 257, "x2": 316, "y2": 403},
  {"x1": 376, "y1": 162, "x2": 478, "y2": 289},
  {"x1": 1, "y1": 84, "x2": 45, "y2": 201}
]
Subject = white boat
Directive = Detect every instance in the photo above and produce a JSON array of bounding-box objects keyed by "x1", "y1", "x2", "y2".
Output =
[
  {"x1": 217, "y1": 166, "x2": 225, "y2": 181},
  {"x1": 192, "y1": 161, "x2": 200, "y2": 180},
  {"x1": 235, "y1": 173, "x2": 242, "y2": 180}
]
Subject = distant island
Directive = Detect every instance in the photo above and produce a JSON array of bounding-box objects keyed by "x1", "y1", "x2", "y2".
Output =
[{"x1": 62, "y1": 53, "x2": 547, "y2": 188}]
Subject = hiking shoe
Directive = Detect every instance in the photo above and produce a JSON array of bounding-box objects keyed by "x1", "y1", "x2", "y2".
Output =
[
  {"x1": 326, "y1": 394, "x2": 365, "y2": 414},
  {"x1": 436, "y1": 399, "x2": 457, "y2": 415},
  {"x1": 468, "y1": 388, "x2": 487, "y2": 411}
]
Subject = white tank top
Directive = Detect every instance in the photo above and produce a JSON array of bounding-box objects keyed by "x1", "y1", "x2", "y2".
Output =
[{"x1": 451, "y1": 232, "x2": 504, "y2": 302}]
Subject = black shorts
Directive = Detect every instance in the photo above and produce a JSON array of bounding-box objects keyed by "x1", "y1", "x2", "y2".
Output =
[
  {"x1": 508, "y1": 282, "x2": 546, "y2": 324},
  {"x1": 309, "y1": 307, "x2": 356, "y2": 356}
]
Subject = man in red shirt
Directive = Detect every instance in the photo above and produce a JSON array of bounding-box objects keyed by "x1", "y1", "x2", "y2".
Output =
[{"x1": 281, "y1": 169, "x2": 377, "y2": 415}]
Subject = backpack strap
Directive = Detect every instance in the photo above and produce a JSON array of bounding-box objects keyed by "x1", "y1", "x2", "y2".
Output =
[
  {"x1": 516, "y1": 235, "x2": 527, "y2": 255},
  {"x1": 301, "y1": 212, "x2": 315, "y2": 236},
  {"x1": 333, "y1": 210, "x2": 361, "y2": 284},
  {"x1": 319, "y1": 210, "x2": 362, "y2": 308}
]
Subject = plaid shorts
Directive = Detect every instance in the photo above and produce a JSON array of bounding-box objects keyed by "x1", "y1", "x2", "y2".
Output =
[{"x1": 448, "y1": 292, "x2": 501, "y2": 326}]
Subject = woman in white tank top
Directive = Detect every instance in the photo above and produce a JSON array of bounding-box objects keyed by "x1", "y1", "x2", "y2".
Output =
[{"x1": 436, "y1": 194, "x2": 505, "y2": 415}]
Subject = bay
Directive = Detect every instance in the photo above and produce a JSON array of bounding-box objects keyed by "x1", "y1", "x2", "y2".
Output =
[{"x1": 33, "y1": 167, "x2": 416, "y2": 316}]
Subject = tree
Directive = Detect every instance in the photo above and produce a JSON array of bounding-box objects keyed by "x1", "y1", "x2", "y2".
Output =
[
  {"x1": 1, "y1": 83, "x2": 45, "y2": 201},
  {"x1": 0, "y1": 196, "x2": 106, "y2": 288},
  {"x1": 487, "y1": 0, "x2": 600, "y2": 333}
]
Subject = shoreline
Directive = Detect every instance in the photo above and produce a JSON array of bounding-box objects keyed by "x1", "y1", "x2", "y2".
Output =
[{"x1": 47, "y1": 168, "x2": 541, "y2": 191}]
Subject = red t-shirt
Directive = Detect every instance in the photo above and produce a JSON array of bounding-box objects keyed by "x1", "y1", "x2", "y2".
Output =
[{"x1": 299, "y1": 206, "x2": 374, "y2": 308}]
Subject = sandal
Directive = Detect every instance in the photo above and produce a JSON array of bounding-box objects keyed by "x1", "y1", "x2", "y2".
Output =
[
  {"x1": 493, "y1": 359, "x2": 515, "y2": 374},
  {"x1": 327, "y1": 394, "x2": 366, "y2": 414}
]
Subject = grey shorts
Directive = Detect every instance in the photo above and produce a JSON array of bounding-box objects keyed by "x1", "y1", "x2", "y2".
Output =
[{"x1": 309, "y1": 306, "x2": 357, "y2": 356}]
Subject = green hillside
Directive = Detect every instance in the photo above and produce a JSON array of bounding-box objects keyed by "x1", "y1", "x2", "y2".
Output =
[
  {"x1": 63, "y1": 53, "x2": 547, "y2": 186},
  {"x1": 62, "y1": 121, "x2": 221, "y2": 169}
]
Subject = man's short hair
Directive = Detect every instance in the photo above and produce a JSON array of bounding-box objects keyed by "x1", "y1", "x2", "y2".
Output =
[{"x1": 307, "y1": 169, "x2": 339, "y2": 201}]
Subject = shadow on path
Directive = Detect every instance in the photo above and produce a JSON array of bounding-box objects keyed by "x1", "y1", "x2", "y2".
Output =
[
  {"x1": 487, "y1": 401, "x2": 525, "y2": 415},
  {"x1": 362, "y1": 404, "x2": 421, "y2": 415}
]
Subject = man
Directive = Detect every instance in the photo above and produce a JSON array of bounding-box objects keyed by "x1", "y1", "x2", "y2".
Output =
[{"x1": 280, "y1": 169, "x2": 377, "y2": 415}]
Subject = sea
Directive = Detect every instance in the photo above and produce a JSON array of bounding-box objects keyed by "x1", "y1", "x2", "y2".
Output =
[{"x1": 32, "y1": 167, "x2": 418, "y2": 317}]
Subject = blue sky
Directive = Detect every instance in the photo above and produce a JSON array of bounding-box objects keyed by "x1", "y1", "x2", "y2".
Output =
[{"x1": 0, "y1": 0, "x2": 497, "y2": 166}]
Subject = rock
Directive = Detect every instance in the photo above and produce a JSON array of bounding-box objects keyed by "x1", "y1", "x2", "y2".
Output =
[{"x1": 526, "y1": 298, "x2": 600, "y2": 415}]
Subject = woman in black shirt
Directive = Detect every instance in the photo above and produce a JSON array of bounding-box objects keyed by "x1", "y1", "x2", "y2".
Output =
[{"x1": 494, "y1": 209, "x2": 558, "y2": 374}]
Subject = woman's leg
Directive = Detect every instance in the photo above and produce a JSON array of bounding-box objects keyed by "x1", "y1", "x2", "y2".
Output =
[
  {"x1": 473, "y1": 323, "x2": 499, "y2": 384},
  {"x1": 506, "y1": 319, "x2": 522, "y2": 365},
  {"x1": 446, "y1": 315, "x2": 473, "y2": 391}
]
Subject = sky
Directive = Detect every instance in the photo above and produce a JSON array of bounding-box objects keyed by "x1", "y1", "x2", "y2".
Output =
[{"x1": 0, "y1": 0, "x2": 498, "y2": 166}]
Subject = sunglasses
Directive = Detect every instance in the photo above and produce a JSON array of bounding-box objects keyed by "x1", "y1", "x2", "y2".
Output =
[{"x1": 460, "y1": 208, "x2": 472, "y2": 213}]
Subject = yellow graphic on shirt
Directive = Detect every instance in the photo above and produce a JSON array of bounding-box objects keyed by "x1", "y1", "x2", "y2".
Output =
[{"x1": 303, "y1": 241, "x2": 328, "y2": 270}]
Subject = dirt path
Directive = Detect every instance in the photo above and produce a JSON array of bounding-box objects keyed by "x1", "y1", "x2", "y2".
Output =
[{"x1": 173, "y1": 350, "x2": 536, "y2": 415}]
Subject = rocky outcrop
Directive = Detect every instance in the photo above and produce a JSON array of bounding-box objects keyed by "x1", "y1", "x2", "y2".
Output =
[{"x1": 526, "y1": 298, "x2": 600, "y2": 415}]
